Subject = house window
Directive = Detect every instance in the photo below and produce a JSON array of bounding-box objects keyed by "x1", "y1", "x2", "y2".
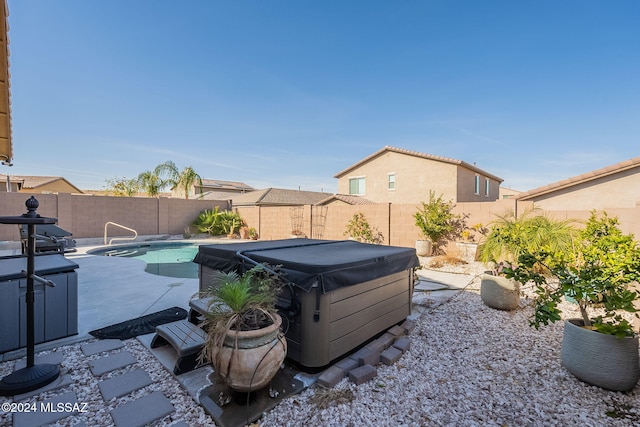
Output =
[
  {"x1": 484, "y1": 178, "x2": 490, "y2": 197},
  {"x1": 388, "y1": 173, "x2": 395, "y2": 190},
  {"x1": 349, "y1": 177, "x2": 366, "y2": 195},
  {"x1": 474, "y1": 175, "x2": 480, "y2": 195}
]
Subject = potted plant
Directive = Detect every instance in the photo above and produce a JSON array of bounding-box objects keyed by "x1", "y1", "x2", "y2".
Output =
[
  {"x1": 198, "y1": 264, "x2": 287, "y2": 392},
  {"x1": 478, "y1": 207, "x2": 577, "y2": 311},
  {"x1": 505, "y1": 211, "x2": 640, "y2": 391},
  {"x1": 414, "y1": 191, "x2": 462, "y2": 256}
]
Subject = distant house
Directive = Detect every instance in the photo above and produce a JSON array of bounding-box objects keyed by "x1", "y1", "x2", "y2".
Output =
[
  {"x1": 0, "y1": 174, "x2": 83, "y2": 194},
  {"x1": 334, "y1": 146, "x2": 503, "y2": 204},
  {"x1": 231, "y1": 188, "x2": 331, "y2": 207},
  {"x1": 499, "y1": 187, "x2": 521, "y2": 200},
  {"x1": 181, "y1": 178, "x2": 254, "y2": 200},
  {"x1": 516, "y1": 157, "x2": 640, "y2": 210}
]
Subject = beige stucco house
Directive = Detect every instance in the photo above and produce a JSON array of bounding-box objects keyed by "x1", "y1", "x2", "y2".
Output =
[
  {"x1": 1, "y1": 174, "x2": 83, "y2": 194},
  {"x1": 334, "y1": 146, "x2": 503, "y2": 204},
  {"x1": 516, "y1": 156, "x2": 640, "y2": 210}
]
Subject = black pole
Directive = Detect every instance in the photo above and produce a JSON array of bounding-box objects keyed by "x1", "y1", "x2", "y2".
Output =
[
  {"x1": 26, "y1": 222, "x2": 36, "y2": 368},
  {"x1": 0, "y1": 196, "x2": 60, "y2": 396}
]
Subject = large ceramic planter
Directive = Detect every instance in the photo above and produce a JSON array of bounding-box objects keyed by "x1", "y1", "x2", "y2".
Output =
[
  {"x1": 561, "y1": 319, "x2": 640, "y2": 391},
  {"x1": 480, "y1": 273, "x2": 520, "y2": 310},
  {"x1": 214, "y1": 313, "x2": 287, "y2": 392},
  {"x1": 415, "y1": 240, "x2": 433, "y2": 257}
]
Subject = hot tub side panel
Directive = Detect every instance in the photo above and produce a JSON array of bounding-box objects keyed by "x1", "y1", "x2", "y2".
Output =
[
  {"x1": 200, "y1": 264, "x2": 414, "y2": 368},
  {"x1": 285, "y1": 270, "x2": 412, "y2": 367}
]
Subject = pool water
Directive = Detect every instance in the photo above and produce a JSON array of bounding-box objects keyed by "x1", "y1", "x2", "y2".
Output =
[{"x1": 93, "y1": 242, "x2": 200, "y2": 279}]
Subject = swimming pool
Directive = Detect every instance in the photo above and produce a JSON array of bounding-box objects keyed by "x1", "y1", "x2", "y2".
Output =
[{"x1": 89, "y1": 242, "x2": 200, "y2": 278}]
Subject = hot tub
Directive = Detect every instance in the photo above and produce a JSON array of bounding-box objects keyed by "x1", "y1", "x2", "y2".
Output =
[{"x1": 193, "y1": 239, "x2": 419, "y2": 368}]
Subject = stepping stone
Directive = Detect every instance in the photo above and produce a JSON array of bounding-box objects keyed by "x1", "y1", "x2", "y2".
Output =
[
  {"x1": 98, "y1": 368, "x2": 153, "y2": 400},
  {"x1": 89, "y1": 351, "x2": 137, "y2": 376},
  {"x1": 13, "y1": 391, "x2": 78, "y2": 427},
  {"x1": 14, "y1": 374, "x2": 73, "y2": 401},
  {"x1": 414, "y1": 281, "x2": 451, "y2": 291},
  {"x1": 82, "y1": 339, "x2": 124, "y2": 356},
  {"x1": 110, "y1": 391, "x2": 175, "y2": 427},
  {"x1": 170, "y1": 422, "x2": 189, "y2": 427}
]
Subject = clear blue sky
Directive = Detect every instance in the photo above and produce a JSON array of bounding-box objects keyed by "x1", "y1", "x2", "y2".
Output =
[{"x1": 4, "y1": 1, "x2": 640, "y2": 193}]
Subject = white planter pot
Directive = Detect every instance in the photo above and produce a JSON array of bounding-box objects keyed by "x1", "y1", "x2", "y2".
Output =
[
  {"x1": 561, "y1": 319, "x2": 640, "y2": 391},
  {"x1": 480, "y1": 274, "x2": 520, "y2": 310},
  {"x1": 415, "y1": 240, "x2": 432, "y2": 257}
]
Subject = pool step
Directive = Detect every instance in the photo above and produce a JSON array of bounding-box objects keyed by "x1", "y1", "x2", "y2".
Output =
[{"x1": 105, "y1": 249, "x2": 140, "y2": 257}]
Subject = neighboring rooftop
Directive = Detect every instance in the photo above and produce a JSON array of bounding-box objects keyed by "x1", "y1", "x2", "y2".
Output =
[
  {"x1": 230, "y1": 187, "x2": 332, "y2": 207},
  {"x1": 317, "y1": 193, "x2": 376, "y2": 206},
  {"x1": 334, "y1": 145, "x2": 503, "y2": 183},
  {"x1": 516, "y1": 156, "x2": 640, "y2": 200},
  {"x1": 196, "y1": 179, "x2": 254, "y2": 193}
]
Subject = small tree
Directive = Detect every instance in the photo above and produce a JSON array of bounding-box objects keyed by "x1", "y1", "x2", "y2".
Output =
[
  {"x1": 414, "y1": 191, "x2": 461, "y2": 254},
  {"x1": 505, "y1": 211, "x2": 640, "y2": 337},
  {"x1": 105, "y1": 177, "x2": 139, "y2": 197},
  {"x1": 344, "y1": 213, "x2": 384, "y2": 244}
]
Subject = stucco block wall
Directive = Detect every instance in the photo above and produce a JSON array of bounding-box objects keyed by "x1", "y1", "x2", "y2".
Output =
[
  {"x1": 0, "y1": 192, "x2": 229, "y2": 241},
  {"x1": 3, "y1": 192, "x2": 640, "y2": 253}
]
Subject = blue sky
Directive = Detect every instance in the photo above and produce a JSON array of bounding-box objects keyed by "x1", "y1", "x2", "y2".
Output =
[{"x1": 4, "y1": 1, "x2": 639, "y2": 193}]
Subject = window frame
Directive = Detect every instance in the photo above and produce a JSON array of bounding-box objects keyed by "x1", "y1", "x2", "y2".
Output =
[{"x1": 349, "y1": 176, "x2": 366, "y2": 195}]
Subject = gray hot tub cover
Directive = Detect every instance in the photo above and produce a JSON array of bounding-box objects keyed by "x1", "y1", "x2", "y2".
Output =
[{"x1": 193, "y1": 239, "x2": 419, "y2": 293}]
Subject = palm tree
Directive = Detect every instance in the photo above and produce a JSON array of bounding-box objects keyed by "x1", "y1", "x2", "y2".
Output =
[
  {"x1": 137, "y1": 170, "x2": 164, "y2": 198},
  {"x1": 159, "y1": 162, "x2": 202, "y2": 199},
  {"x1": 173, "y1": 166, "x2": 203, "y2": 199}
]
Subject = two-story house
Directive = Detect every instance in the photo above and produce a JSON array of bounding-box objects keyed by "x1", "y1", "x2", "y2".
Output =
[{"x1": 334, "y1": 146, "x2": 503, "y2": 204}]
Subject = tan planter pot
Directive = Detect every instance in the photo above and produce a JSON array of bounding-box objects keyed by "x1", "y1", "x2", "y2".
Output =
[
  {"x1": 561, "y1": 319, "x2": 639, "y2": 391},
  {"x1": 415, "y1": 240, "x2": 432, "y2": 257},
  {"x1": 480, "y1": 274, "x2": 520, "y2": 310},
  {"x1": 214, "y1": 313, "x2": 287, "y2": 392}
]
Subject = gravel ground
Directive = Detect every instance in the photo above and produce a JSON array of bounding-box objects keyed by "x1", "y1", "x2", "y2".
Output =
[
  {"x1": 2, "y1": 262, "x2": 639, "y2": 426},
  {"x1": 260, "y1": 272, "x2": 640, "y2": 427}
]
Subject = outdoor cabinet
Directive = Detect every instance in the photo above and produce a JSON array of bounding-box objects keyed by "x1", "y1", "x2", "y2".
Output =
[{"x1": 0, "y1": 254, "x2": 79, "y2": 354}]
